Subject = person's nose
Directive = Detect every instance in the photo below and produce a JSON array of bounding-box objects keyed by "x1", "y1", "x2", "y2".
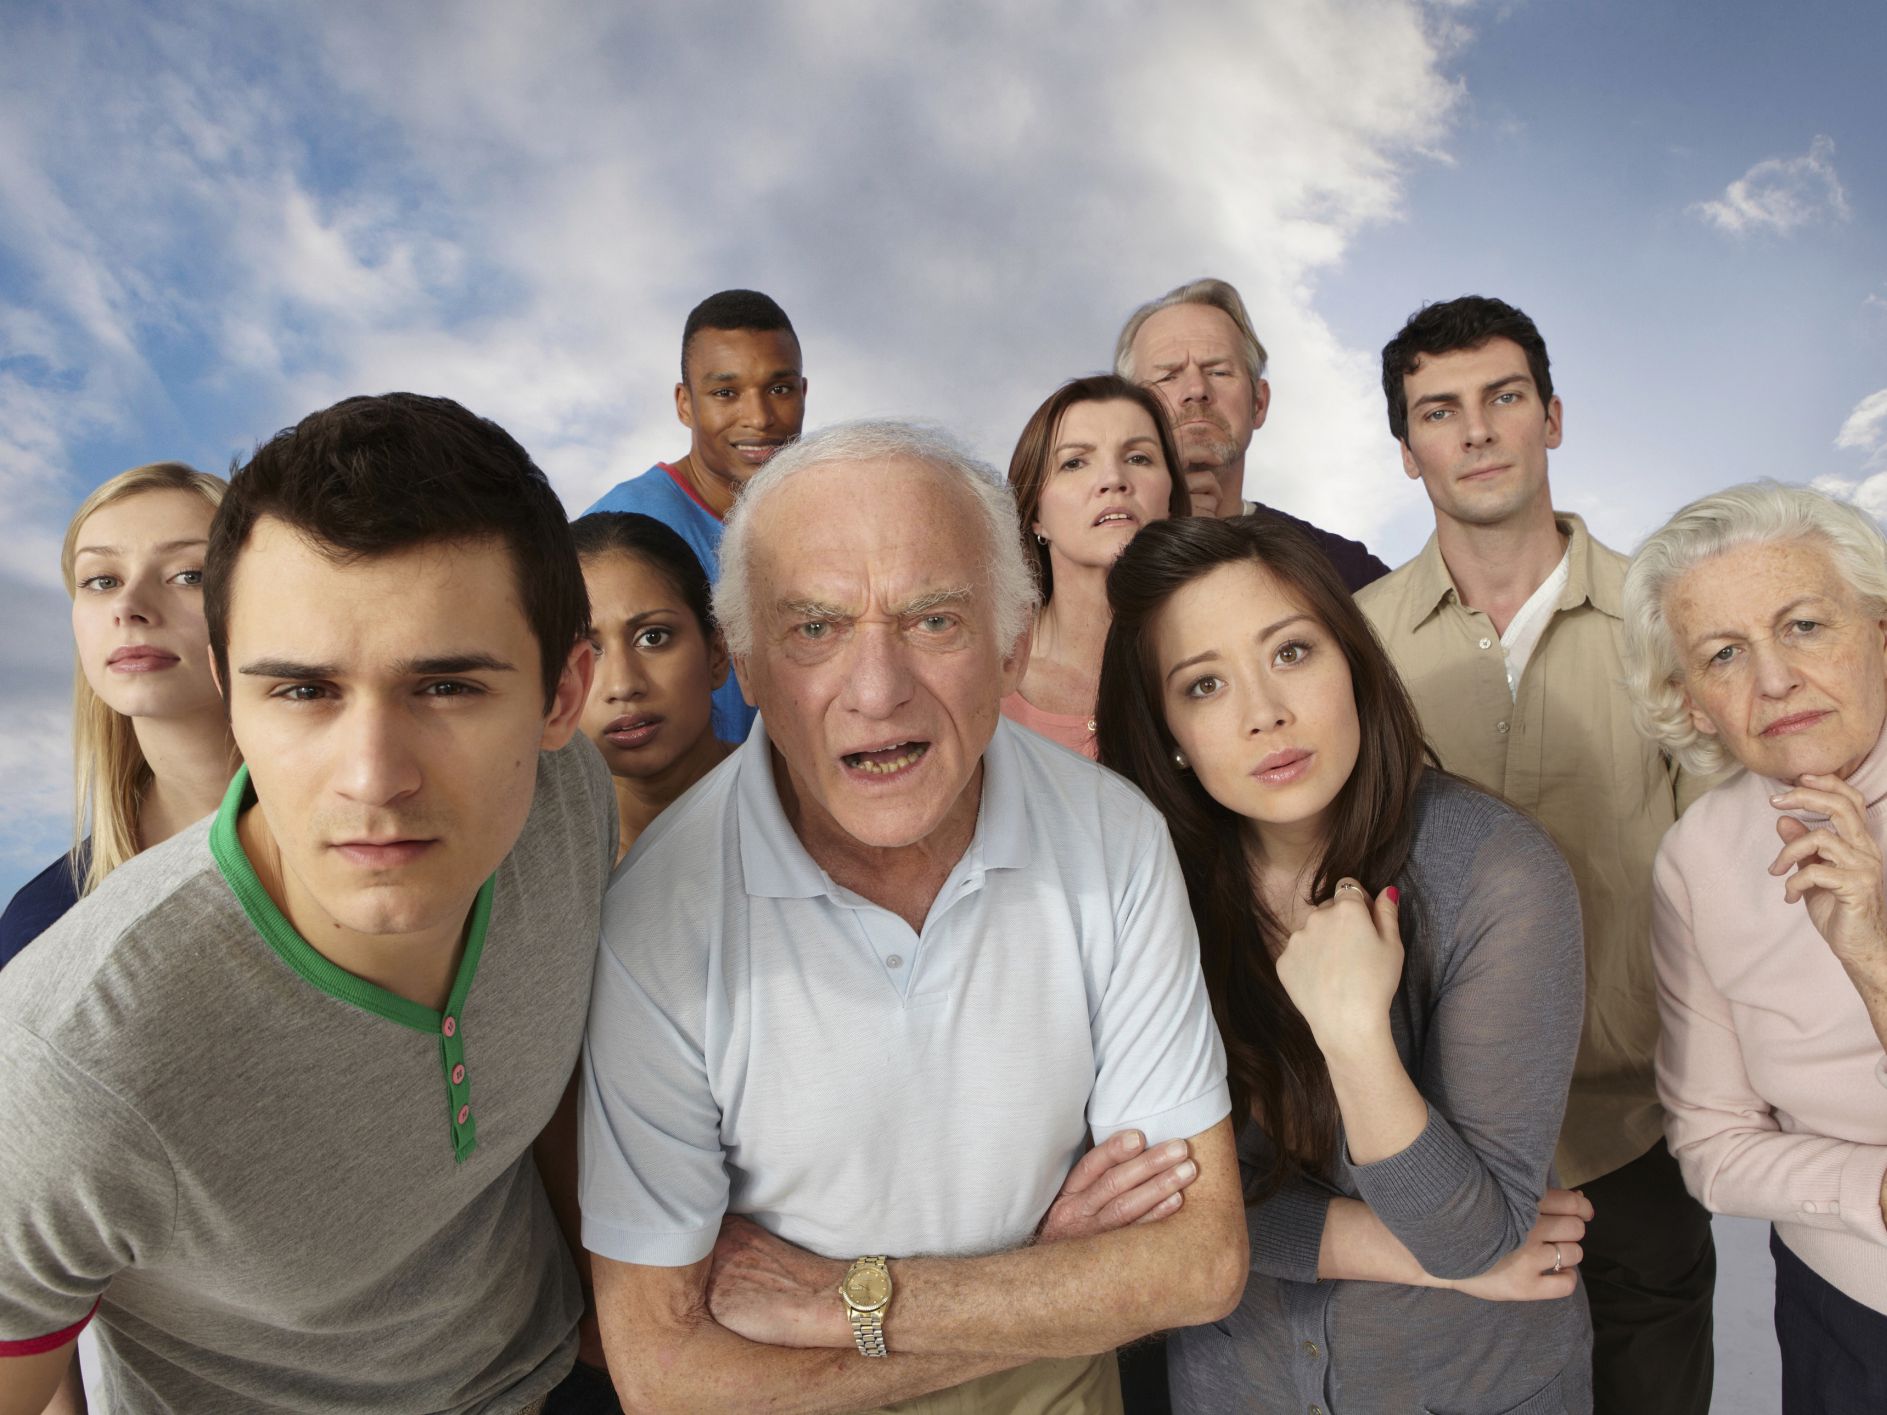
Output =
[
  {"x1": 1749, "y1": 636, "x2": 1804, "y2": 700},
  {"x1": 1460, "y1": 402, "x2": 1497, "y2": 448},
  {"x1": 602, "y1": 645, "x2": 653, "y2": 704},
  {"x1": 113, "y1": 573, "x2": 159, "y2": 627},
  {"x1": 1092, "y1": 454, "x2": 1132, "y2": 496},
  {"x1": 741, "y1": 386, "x2": 780, "y2": 431},
  {"x1": 1175, "y1": 364, "x2": 1212, "y2": 406},
  {"x1": 332, "y1": 701, "x2": 425, "y2": 809},
  {"x1": 1242, "y1": 670, "x2": 1291, "y2": 735},
  {"x1": 838, "y1": 622, "x2": 916, "y2": 720}
]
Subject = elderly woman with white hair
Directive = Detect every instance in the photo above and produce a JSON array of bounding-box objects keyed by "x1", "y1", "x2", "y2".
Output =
[{"x1": 1621, "y1": 480, "x2": 1887, "y2": 1414}]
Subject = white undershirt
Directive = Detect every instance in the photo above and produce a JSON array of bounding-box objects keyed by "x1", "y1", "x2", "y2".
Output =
[{"x1": 1499, "y1": 546, "x2": 1571, "y2": 698}]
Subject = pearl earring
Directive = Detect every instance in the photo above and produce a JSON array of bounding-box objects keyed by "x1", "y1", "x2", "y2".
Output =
[{"x1": 1172, "y1": 750, "x2": 1190, "y2": 771}]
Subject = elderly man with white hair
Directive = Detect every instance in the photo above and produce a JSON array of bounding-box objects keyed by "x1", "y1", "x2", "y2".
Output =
[
  {"x1": 1622, "y1": 480, "x2": 1887, "y2": 1414},
  {"x1": 578, "y1": 420, "x2": 1244, "y2": 1414}
]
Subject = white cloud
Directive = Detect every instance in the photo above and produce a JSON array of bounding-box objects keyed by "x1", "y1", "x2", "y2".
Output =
[
  {"x1": 0, "y1": 0, "x2": 1475, "y2": 885},
  {"x1": 1835, "y1": 388, "x2": 1887, "y2": 462},
  {"x1": 1810, "y1": 389, "x2": 1887, "y2": 521},
  {"x1": 1691, "y1": 134, "x2": 1851, "y2": 236}
]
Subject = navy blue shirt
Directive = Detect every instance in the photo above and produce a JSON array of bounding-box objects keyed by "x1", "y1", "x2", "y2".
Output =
[
  {"x1": 0, "y1": 843, "x2": 88, "y2": 971},
  {"x1": 1245, "y1": 501, "x2": 1390, "y2": 594}
]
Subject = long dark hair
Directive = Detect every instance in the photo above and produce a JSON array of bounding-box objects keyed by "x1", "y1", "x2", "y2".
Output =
[
  {"x1": 1096, "y1": 515, "x2": 1428, "y2": 1200},
  {"x1": 1006, "y1": 374, "x2": 1190, "y2": 603}
]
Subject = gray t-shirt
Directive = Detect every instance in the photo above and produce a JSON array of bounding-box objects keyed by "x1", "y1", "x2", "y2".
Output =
[
  {"x1": 0, "y1": 737, "x2": 616, "y2": 1414},
  {"x1": 1168, "y1": 773, "x2": 1594, "y2": 1415}
]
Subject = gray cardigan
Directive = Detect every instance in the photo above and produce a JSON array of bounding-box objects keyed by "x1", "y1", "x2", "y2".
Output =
[{"x1": 1168, "y1": 772, "x2": 1594, "y2": 1415}]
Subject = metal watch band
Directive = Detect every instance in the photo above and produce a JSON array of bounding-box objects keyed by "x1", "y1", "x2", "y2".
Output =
[
  {"x1": 844, "y1": 1254, "x2": 891, "y2": 1359},
  {"x1": 849, "y1": 1303, "x2": 888, "y2": 1358}
]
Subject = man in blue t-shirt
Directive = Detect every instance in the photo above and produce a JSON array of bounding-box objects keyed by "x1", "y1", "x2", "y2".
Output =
[{"x1": 585, "y1": 289, "x2": 807, "y2": 744}]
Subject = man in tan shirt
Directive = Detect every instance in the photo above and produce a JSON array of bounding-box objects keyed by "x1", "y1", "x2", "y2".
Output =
[{"x1": 1358, "y1": 296, "x2": 1715, "y2": 1415}]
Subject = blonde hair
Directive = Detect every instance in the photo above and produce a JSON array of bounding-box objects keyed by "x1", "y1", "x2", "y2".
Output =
[
  {"x1": 61, "y1": 462, "x2": 228, "y2": 895},
  {"x1": 1621, "y1": 480, "x2": 1887, "y2": 776}
]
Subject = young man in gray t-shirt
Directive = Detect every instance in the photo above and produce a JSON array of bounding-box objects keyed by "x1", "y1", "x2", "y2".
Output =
[{"x1": 0, "y1": 394, "x2": 614, "y2": 1413}]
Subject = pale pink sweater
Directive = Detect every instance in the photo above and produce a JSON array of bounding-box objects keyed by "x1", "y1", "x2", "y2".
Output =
[{"x1": 1651, "y1": 735, "x2": 1887, "y2": 1315}]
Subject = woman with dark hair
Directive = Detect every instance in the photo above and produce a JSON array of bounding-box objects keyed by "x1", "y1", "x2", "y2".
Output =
[
  {"x1": 571, "y1": 511, "x2": 730, "y2": 863},
  {"x1": 1097, "y1": 515, "x2": 1595, "y2": 1413},
  {"x1": 1002, "y1": 373, "x2": 1188, "y2": 758}
]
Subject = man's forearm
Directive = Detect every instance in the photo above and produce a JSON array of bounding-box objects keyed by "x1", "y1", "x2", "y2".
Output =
[
  {"x1": 877, "y1": 1119, "x2": 1245, "y2": 1359},
  {"x1": 597, "y1": 1259, "x2": 1019, "y2": 1415}
]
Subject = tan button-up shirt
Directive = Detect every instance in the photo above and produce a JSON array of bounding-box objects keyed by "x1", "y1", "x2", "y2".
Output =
[{"x1": 1359, "y1": 513, "x2": 1710, "y2": 1186}]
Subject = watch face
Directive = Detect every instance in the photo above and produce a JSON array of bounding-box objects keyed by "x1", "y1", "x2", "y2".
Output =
[{"x1": 844, "y1": 1265, "x2": 890, "y2": 1309}]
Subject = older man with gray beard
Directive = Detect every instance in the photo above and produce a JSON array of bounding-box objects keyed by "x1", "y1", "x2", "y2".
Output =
[{"x1": 578, "y1": 420, "x2": 1243, "y2": 1414}]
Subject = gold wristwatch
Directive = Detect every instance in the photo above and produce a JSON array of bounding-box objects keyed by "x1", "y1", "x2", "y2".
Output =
[{"x1": 839, "y1": 1254, "x2": 892, "y2": 1358}]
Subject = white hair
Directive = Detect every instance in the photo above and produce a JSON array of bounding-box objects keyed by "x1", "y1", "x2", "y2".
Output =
[
  {"x1": 1114, "y1": 277, "x2": 1270, "y2": 384},
  {"x1": 713, "y1": 419, "x2": 1038, "y2": 659},
  {"x1": 1621, "y1": 480, "x2": 1887, "y2": 775}
]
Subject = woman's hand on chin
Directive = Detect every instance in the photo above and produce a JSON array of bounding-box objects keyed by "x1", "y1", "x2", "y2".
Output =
[
  {"x1": 1769, "y1": 772, "x2": 1887, "y2": 982},
  {"x1": 1275, "y1": 880, "x2": 1404, "y2": 1056}
]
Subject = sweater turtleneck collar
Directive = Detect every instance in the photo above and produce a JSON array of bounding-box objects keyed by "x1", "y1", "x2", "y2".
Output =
[{"x1": 1757, "y1": 710, "x2": 1887, "y2": 819}]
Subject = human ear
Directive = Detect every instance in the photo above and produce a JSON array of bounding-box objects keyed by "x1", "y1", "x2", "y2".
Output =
[{"x1": 539, "y1": 638, "x2": 597, "y2": 751}]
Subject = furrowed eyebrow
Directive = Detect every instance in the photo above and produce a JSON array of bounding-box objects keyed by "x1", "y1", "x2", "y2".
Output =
[
  {"x1": 400, "y1": 654, "x2": 517, "y2": 675},
  {"x1": 1052, "y1": 440, "x2": 1098, "y2": 455},
  {"x1": 239, "y1": 659, "x2": 339, "y2": 680},
  {"x1": 237, "y1": 654, "x2": 516, "y2": 679},
  {"x1": 779, "y1": 598, "x2": 852, "y2": 620},
  {"x1": 896, "y1": 587, "x2": 975, "y2": 617}
]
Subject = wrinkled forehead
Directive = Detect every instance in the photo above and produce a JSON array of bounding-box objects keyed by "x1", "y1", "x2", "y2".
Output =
[
  {"x1": 751, "y1": 459, "x2": 992, "y2": 611},
  {"x1": 1133, "y1": 302, "x2": 1243, "y2": 364},
  {"x1": 1667, "y1": 537, "x2": 1857, "y2": 636}
]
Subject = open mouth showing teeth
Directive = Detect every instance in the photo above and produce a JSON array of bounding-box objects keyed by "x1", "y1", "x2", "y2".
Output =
[
  {"x1": 842, "y1": 741, "x2": 930, "y2": 775},
  {"x1": 1095, "y1": 511, "x2": 1135, "y2": 526}
]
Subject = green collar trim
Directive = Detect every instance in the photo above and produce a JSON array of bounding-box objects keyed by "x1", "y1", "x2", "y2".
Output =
[{"x1": 210, "y1": 766, "x2": 490, "y2": 1161}]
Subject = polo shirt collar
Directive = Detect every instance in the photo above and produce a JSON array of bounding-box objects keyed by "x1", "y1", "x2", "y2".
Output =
[
  {"x1": 1406, "y1": 510, "x2": 1618, "y2": 626},
  {"x1": 734, "y1": 714, "x2": 1033, "y2": 901}
]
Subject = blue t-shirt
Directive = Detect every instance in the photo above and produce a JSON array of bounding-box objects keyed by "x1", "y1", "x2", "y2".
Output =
[
  {"x1": 0, "y1": 842, "x2": 88, "y2": 971},
  {"x1": 585, "y1": 464, "x2": 755, "y2": 745}
]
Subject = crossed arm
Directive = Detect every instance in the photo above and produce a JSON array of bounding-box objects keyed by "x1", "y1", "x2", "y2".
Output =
[{"x1": 593, "y1": 1116, "x2": 1245, "y2": 1415}]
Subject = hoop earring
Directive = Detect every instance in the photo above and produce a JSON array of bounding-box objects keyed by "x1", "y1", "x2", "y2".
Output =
[{"x1": 1034, "y1": 532, "x2": 1048, "y2": 545}]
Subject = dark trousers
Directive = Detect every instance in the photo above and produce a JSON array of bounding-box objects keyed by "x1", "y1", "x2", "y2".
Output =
[
  {"x1": 544, "y1": 1358, "x2": 624, "y2": 1414},
  {"x1": 1569, "y1": 1139, "x2": 1716, "y2": 1415},
  {"x1": 1116, "y1": 1338, "x2": 1170, "y2": 1415},
  {"x1": 1773, "y1": 1227, "x2": 1887, "y2": 1414}
]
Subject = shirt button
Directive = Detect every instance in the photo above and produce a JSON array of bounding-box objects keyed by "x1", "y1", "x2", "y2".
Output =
[
  {"x1": 441, "y1": 1015, "x2": 457, "y2": 1038},
  {"x1": 1496, "y1": 720, "x2": 1510, "y2": 734},
  {"x1": 886, "y1": 954, "x2": 904, "y2": 969},
  {"x1": 451, "y1": 1063, "x2": 466, "y2": 1086},
  {"x1": 456, "y1": 1104, "x2": 471, "y2": 1126},
  {"x1": 1302, "y1": 1340, "x2": 1320, "y2": 1358},
  {"x1": 1478, "y1": 637, "x2": 1492, "y2": 649}
]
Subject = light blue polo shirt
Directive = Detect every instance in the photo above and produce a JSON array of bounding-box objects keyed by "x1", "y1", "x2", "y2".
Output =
[{"x1": 578, "y1": 717, "x2": 1230, "y2": 1266}]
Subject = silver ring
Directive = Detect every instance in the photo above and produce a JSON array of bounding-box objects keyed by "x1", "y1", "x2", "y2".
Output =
[
  {"x1": 1551, "y1": 1243, "x2": 1563, "y2": 1273},
  {"x1": 1335, "y1": 880, "x2": 1364, "y2": 896}
]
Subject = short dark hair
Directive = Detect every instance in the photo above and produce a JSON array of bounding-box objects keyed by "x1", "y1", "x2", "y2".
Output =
[
  {"x1": 1096, "y1": 515, "x2": 1429, "y2": 1201},
  {"x1": 569, "y1": 512, "x2": 715, "y2": 638},
  {"x1": 1381, "y1": 295, "x2": 1554, "y2": 444},
  {"x1": 680, "y1": 289, "x2": 797, "y2": 383},
  {"x1": 1006, "y1": 374, "x2": 1190, "y2": 603},
  {"x1": 206, "y1": 392, "x2": 589, "y2": 709}
]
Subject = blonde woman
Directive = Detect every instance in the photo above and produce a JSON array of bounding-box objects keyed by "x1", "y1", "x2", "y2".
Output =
[{"x1": 1, "y1": 462, "x2": 236, "y2": 968}]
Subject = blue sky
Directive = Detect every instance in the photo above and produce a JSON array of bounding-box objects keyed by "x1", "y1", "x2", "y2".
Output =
[{"x1": 1, "y1": 0, "x2": 1882, "y2": 902}]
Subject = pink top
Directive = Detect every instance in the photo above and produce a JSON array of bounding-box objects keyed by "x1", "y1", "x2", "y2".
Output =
[
  {"x1": 999, "y1": 692, "x2": 1098, "y2": 760},
  {"x1": 1652, "y1": 732, "x2": 1887, "y2": 1314}
]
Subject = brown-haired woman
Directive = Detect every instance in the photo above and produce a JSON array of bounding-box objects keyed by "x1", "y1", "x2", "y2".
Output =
[
  {"x1": 1097, "y1": 515, "x2": 1595, "y2": 1413},
  {"x1": 1002, "y1": 373, "x2": 1188, "y2": 758}
]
